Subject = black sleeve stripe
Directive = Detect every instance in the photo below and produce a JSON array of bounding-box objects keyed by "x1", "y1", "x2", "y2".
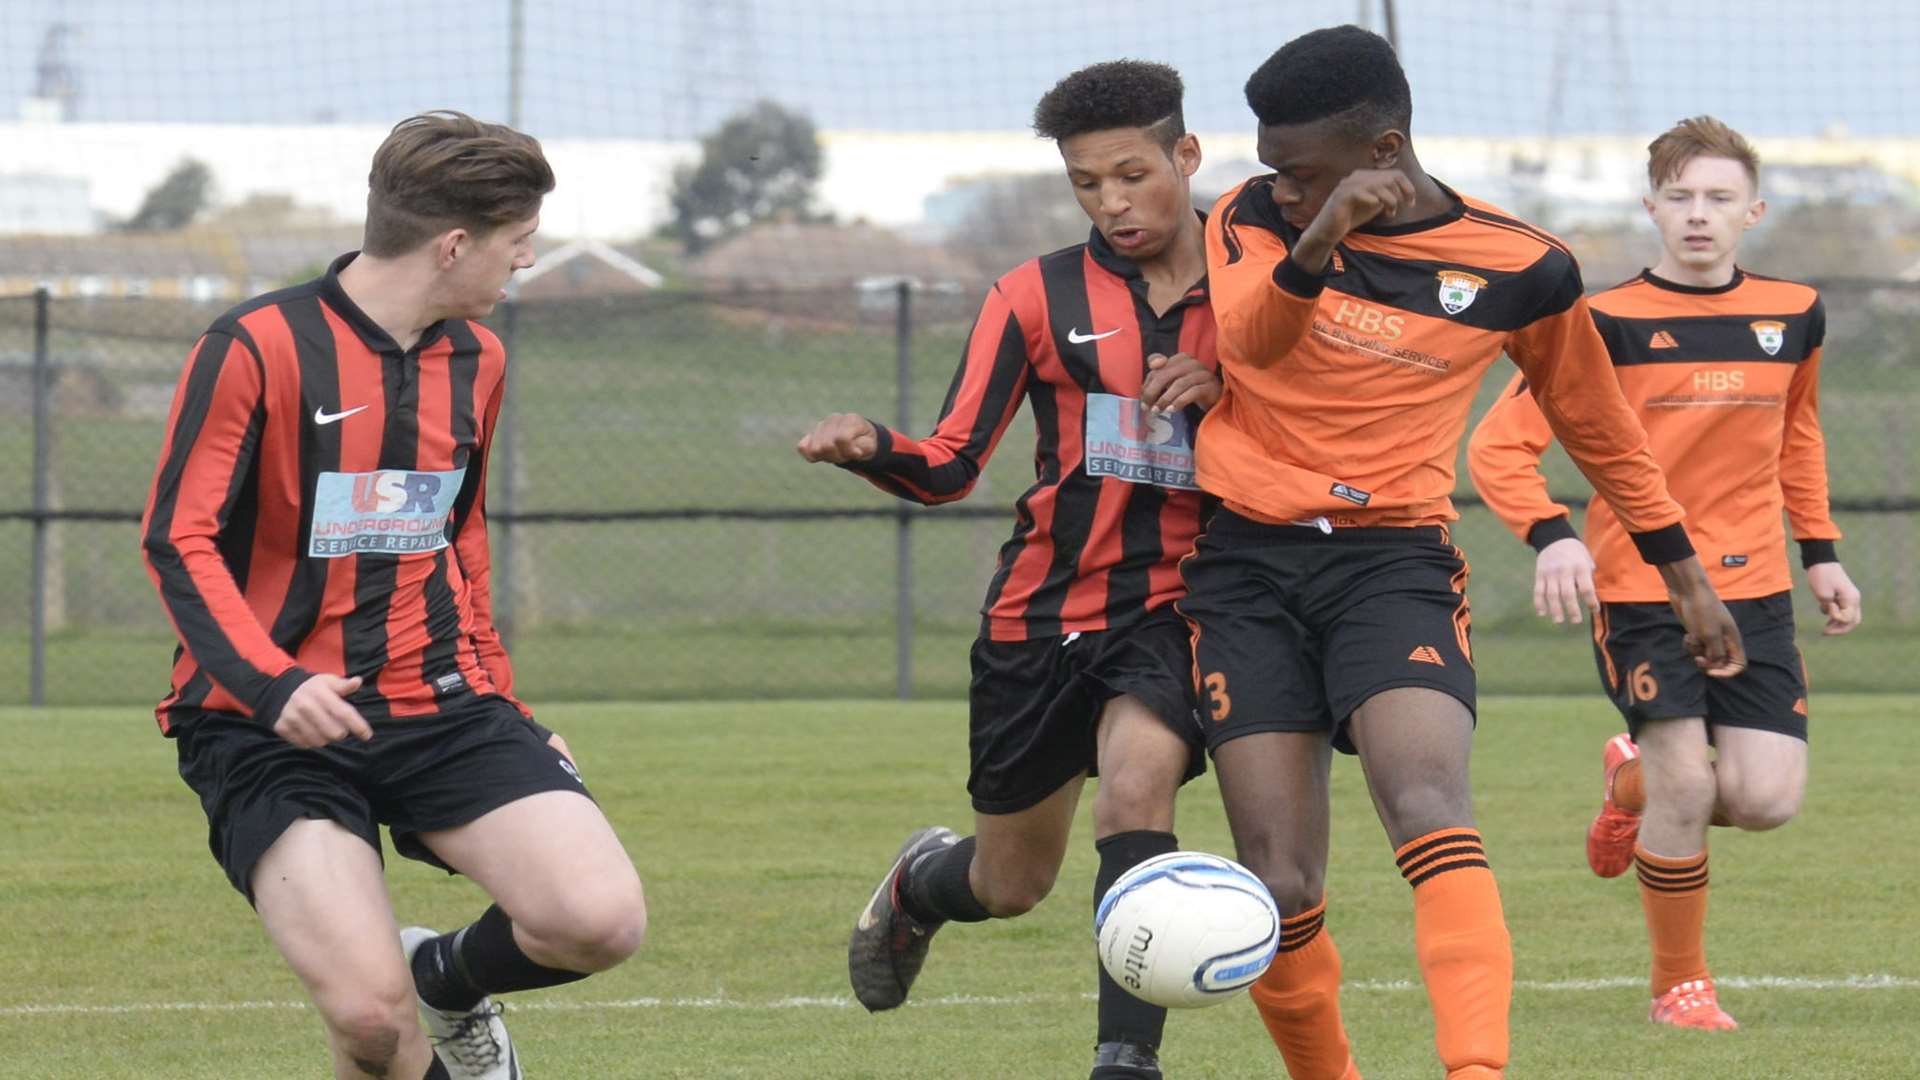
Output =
[
  {"x1": 1463, "y1": 207, "x2": 1574, "y2": 259},
  {"x1": 923, "y1": 305, "x2": 1028, "y2": 493},
  {"x1": 143, "y1": 332, "x2": 277, "y2": 707},
  {"x1": 1218, "y1": 202, "x2": 1245, "y2": 265}
]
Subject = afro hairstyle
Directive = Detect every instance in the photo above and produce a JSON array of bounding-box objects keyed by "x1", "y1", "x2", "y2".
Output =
[
  {"x1": 1244, "y1": 26, "x2": 1411, "y2": 141},
  {"x1": 1033, "y1": 60, "x2": 1186, "y2": 153}
]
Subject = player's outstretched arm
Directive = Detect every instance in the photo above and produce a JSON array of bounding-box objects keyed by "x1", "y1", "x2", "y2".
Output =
[
  {"x1": 1805, "y1": 561, "x2": 1862, "y2": 635},
  {"x1": 1656, "y1": 556, "x2": 1746, "y2": 677},
  {"x1": 796, "y1": 282, "x2": 1032, "y2": 506}
]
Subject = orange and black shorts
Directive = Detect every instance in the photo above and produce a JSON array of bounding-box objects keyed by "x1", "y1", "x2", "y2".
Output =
[
  {"x1": 1176, "y1": 508, "x2": 1477, "y2": 756},
  {"x1": 1591, "y1": 590, "x2": 1808, "y2": 740}
]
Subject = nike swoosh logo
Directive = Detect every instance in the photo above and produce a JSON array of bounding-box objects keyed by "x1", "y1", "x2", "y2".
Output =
[
  {"x1": 856, "y1": 864, "x2": 896, "y2": 932},
  {"x1": 313, "y1": 405, "x2": 368, "y2": 425},
  {"x1": 1067, "y1": 327, "x2": 1121, "y2": 344}
]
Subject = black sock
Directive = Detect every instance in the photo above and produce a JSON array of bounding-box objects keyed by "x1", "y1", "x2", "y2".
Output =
[
  {"x1": 1094, "y1": 830, "x2": 1178, "y2": 1051},
  {"x1": 420, "y1": 1055, "x2": 451, "y2": 1080},
  {"x1": 899, "y1": 835, "x2": 992, "y2": 924},
  {"x1": 410, "y1": 904, "x2": 589, "y2": 1012}
]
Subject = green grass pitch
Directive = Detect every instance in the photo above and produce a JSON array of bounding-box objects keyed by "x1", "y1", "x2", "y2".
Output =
[{"x1": 2, "y1": 695, "x2": 1916, "y2": 1078}]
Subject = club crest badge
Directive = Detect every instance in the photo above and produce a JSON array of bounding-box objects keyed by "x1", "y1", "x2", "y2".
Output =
[
  {"x1": 1751, "y1": 320, "x2": 1786, "y2": 356},
  {"x1": 1436, "y1": 270, "x2": 1487, "y2": 315}
]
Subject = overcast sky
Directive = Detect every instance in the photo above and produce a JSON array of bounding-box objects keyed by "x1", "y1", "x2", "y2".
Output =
[{"x1": 4, "y1": 0, "x2": 1918, "y2": 139}]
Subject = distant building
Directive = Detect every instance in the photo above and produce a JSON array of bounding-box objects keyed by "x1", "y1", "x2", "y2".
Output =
[
  {"x1": 1764, "y1": 162, "x2": 1918, "y2": 207},
  {"x1": 688, "y1": 221, "x2": 976, "y2": 290},
  {"x1": 687, "y1": 221, "x2": 982, "y2": 323},
  {"x1": 0, "y1": 174, "x2": 92, "y2": 234},
  {"x1": 0, "y1": 233, "x2": 238, "y2": 300},
  {"x1": 512, "y1": 238, "x2": 663, "y2": 301}
]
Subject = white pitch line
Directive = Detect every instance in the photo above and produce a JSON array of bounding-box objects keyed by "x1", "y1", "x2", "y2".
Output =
[{"x1": 4, "y1": 975, "x2": 1914, "y2": 1019}]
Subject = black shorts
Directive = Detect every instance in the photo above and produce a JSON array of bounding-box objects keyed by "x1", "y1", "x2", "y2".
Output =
[
  {"x1": 1177, "y1": 509, "x2": 1477, "y2": 755},
  {"x1": 967, "y1": 606, "x2": 1206, "y2": 815},
  {"x1": 173, "y1": 693, "x2": 591, "y2": 903},
  {"x1": 1592, "y1": 591, "x2": 1808, "y2": 740}
]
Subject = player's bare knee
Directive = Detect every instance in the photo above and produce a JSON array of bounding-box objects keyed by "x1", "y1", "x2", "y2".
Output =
[
  {"x1": 1717, "y1": 777, "x2": 1802, "y2": 832},
  {"x1": 1256, "y1": 864, "x2": 1326, "y2": 917},
  {"x1": 321, "y1": 982, "x2": 416, "y2": 1064},
  {"x1": 561, "y1": 891, "x2": 648, "y2": 971},
  {"x1": 1223, "y1": 838, "x2": 1323, "y2": 914},
  {"x1": 1374, "y1": 783, "x2": 1472, "y2": 846},
  {"x1": 516, "y1": 876, "x2": 647, "y2": 972},
  {"x1": 1089, "y1": 769, "x2": 1178, "y2": 835},
  {"x1": 1650, "y1": 758, "x2": 1718, "y2": 822},
  {"x1": 975, "y1": 865, "x2": 1057, "y2": 917}
]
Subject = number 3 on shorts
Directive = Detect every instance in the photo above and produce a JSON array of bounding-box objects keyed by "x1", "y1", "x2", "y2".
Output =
[{"x1": 1203, "y1": 672, "x2": 1232, "y2": 721}]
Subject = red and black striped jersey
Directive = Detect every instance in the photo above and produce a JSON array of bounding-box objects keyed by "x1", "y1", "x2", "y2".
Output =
[
  {"x1": 846, "y1": 224, "x2": 1218, "y2": 641},
  {"x1": 1469, "y1": 269, "x2": 1838, "y2": 601},
  {"x1": 140, "y1": 253, "x2": 523, "y2": 734},
  {"x1": 1200, "y1": 177, "x2": 1693, "y2": 564}
]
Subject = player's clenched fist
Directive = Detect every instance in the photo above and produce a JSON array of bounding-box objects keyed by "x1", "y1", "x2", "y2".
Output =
[
  {"x1": 1308, "y1": 168, "x2": 1417, "y2": 239},
  {"x1": 796, "y1": 413, "x2": 880, "y2": 464}
]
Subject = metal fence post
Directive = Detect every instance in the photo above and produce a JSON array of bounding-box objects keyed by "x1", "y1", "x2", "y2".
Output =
[
  {"x1": 495, "y1": 297, "x2": 519, "y2": 646},
  {"x1": 29, "y1": 287, "x2": 51, "y2": 707},
  {"x1": 894, "y1": 281, "x2": 913, "y2": 700}
]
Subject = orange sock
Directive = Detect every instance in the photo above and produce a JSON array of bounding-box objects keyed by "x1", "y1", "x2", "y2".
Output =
[
  {"x1": 1397, "y1": 828, "x2": 1510, "y2": 1080},
  {"x1": 1635, "y1": 845, "x2": 1711, "y2": 997},
  {"x1": 1249, "y1": 899, "x2": 1360, "y2": 1080},
  {"x1": 1610, "y1": 756, "x2": 1646, "y2": 813}
]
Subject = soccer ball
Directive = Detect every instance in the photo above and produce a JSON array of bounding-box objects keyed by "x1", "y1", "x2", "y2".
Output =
[{"x1": 1094, "y1": 851, "x2": 1280, "y2": 1009}]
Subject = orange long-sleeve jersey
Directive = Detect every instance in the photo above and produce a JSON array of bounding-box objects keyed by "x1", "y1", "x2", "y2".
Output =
[
  {"x1": 1468, "y1": 269, "x2": 1839, "y2": 601},
  {"x1": 1199, "y1": 177, "x2": 1693, "y2": 564}
]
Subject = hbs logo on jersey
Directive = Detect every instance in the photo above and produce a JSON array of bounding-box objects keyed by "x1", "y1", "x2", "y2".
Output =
[{"x1": 309, "y1": 468, "x2": 466, "y2": 558}]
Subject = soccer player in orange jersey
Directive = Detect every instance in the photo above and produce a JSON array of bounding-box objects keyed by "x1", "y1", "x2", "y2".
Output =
[
  {"x1": 1468, "y1": 116, "x2": 1862, "y2": 1032},
  {"x1": 1179, "y1": 28, "x2": 1746, "y2": 1080}
]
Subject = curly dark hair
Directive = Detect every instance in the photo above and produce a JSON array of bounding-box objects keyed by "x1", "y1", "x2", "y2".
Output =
[
  {"x1": 1244, "y1": 26, "x2": 1411, "y2": 141},
  {"x1": 1033, "y1": 60, "x2": 1186, "y2": 153}
]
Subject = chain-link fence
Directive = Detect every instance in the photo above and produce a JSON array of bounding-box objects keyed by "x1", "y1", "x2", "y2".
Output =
[
  {"x1": 3, "y1": 1, "x2": 1918, "y2": 704},
  {"x1": 2, "y1": 276, "x2": 1915, "y2": 706}
]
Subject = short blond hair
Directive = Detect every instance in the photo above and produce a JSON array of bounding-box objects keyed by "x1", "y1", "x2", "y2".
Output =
[
  {"x1": 1647, "y1": 115, "x2": 1759, "y2": 191},
  {"x1": 363, "y1": 110, "x2": 554, "y2": 256}
]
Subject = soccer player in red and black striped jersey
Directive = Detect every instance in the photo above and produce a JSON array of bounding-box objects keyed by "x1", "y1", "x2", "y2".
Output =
[
  {"x1": 140, "y1": 112, "x2": 644, "y2": 1080},
  {"x1": 1180, "y1": 29, "x2": 1746, "y2": 1079},
  {"x1": 799, "y1": 62, "x2": 1219, "y2": 1080},
  {"x1": 1469, "y1": 117, "x2": 1862, "y2": 1032}
]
